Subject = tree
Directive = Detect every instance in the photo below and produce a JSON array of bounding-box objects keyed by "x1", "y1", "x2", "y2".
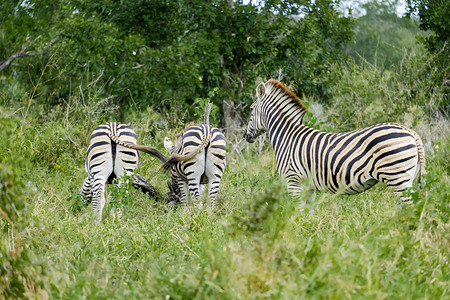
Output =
[
  {"x1": 1, "y1": 0, "x2": 355, "y2": 128},
  {"x1": 406, "y1": 0, "x2": 450, "y2": 55},
  {"x1": 346, "y1": 0, "x2": 422, "y2": 69},
  {"x1": 171, "y1": 0, "x2": 355, "y2": 130},
  {"x1": 406, "y1": 0, "x2": 449, "y2": 112}
]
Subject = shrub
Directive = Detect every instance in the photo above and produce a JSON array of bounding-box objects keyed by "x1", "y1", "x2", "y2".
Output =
[{"x1": 328, "y1": 49, "x2": 447, "y2": 132}]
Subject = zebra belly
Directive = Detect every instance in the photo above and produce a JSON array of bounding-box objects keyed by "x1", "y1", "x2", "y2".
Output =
[
  {"x1": 312, "y1": 171, "x2": 378, "y2": 195},
  {"x1": 345, "y1": 178, "x2": 378, "y2": 194}
]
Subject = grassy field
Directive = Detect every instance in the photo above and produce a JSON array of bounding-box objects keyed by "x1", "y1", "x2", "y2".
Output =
[{"x1": 1, "y1": 105, "x2": 448, "y2": 299}]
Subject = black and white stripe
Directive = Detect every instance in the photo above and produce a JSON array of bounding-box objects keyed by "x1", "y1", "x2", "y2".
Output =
[
  {"x1": 81, "y1": 122, "x2": 139, "y2": 221},
  {"x1": 163, "y1": 124, "x2": 227, "y2": 208},
  {"x1": 244, "y1": 79, "x2": 426, "y2": 209}
]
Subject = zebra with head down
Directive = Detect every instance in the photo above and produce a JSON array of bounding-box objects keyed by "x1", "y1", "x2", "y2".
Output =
[
  {"x1": 162, "y1": 124, "x2": 227, "y2": 208},
  {"x1": 117, "y1": 123, "x2": 227, "y2": 208}
]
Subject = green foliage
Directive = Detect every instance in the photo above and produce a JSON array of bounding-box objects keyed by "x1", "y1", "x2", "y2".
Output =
[
  {"x1": 0, "y1": 1, "x2": 448, "y2": 298},
  {"x1": 0, "y1": 115, "x2": 28, "y2": 225},
  {"x1": 231, "y1": 178, "x2": 289, "y2": 235},
  {"x1": 406, "y1": 0, "x2": 450, "y2": 54},
  {"x1": 193, "y1": 87, "x2": 220, "y2": 127},
  {"x1": 108, "y1": 172, "x2": 135, "y2": 218},
  {"x1": 0, "y1": 100, "x2": 448, "y2": 298},
  {"x1": 304, "y1": 112, "x2": 333, "y2": 132},
  {"x1": 303, "y1": 100, "x2": 334, "y2": 132},
  {"x1": 68, "y1": 192, "x2": 85, "y2": 215},
  {"x1": 406, "y1": 0, "x2": 450, "y2": 112},
  {"x1": 0, "y1": 0, "x2": 355, "y2": 125}
]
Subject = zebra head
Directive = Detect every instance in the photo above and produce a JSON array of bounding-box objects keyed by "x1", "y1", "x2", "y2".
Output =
[{"x1": 244, "y1": 82, "x2": 267, "y2": 143}]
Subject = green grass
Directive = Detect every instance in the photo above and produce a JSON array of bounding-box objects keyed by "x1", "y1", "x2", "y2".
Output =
[
  {"x1": 1, "y1": 108, "x2": 449, "y2": 299},
  {"x1": 22, "y1": 154, "x2": 450, "y2": 298}
]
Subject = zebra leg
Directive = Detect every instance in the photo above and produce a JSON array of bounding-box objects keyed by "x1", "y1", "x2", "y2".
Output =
[
  {"x1": 378, "y1": 170, "x2": 415, "y2": 204},
  {"x1": 287, "y1": 178, "x2": 306, "y2": 212},
  {"x1": 91, "y1": 180, "x2": 107, "y2": 222},
  {"x1": 80, "y1": 176, "x2": 93, "y2": 206},
  {"x1": 286, "y1": 175, "x2": 316, "y2": 213},
  {"x1": 187, "y1": 177, "x2": 202, "y2": 205},
  {"x1": 206, "y1": 175, "x2": 222, "y2": 209},
  {"x1": 385, "y1": 178, "x2": 414, "y2": 204},
  {"x1": 177, "y1": 178, "x2": 190, "y2": 207},
  {"x1": 205, "y1": 158, "x2": 225, "y2": 209}
]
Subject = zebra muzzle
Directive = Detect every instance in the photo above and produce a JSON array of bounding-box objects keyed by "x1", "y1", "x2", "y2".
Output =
[{"x1": 243, "y1": 131, "x2": 256, "y2": 143}]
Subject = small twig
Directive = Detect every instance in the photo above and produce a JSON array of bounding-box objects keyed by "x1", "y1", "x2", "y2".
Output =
[
  {"x1": 170, "y1": 232, "x2": 199, "y2": 258},
  {"x1": 132, "y1": 63, "x2": 145, "y2": 70},
  {"x1": 87, "y1": 69, "x2": 104, "y2": 87}
]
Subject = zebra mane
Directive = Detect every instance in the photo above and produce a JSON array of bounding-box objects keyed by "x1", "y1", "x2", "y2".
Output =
[{"x1": 266, "y1": 79, "x2": 308, "y2": 113}]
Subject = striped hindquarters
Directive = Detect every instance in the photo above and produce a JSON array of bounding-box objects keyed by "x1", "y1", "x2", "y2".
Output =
[
  {"x1": 85, "y1": 122, "x2": 139, "y2": 181},
  {"x1": 171, "y1": 125, "x2": 226, "y2": 180},
  {"x1": 81, "y1": 122, "x2": 140, "y2": 220}
]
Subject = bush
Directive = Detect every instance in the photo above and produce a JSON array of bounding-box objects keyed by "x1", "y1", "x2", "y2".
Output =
[{"x1": 328, "y1": 49, "x2": 447, "y2": 132}]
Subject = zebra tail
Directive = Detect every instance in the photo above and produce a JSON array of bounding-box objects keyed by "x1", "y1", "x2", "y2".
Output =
[
  {"x1": 417, "y1": 138, "x2": 426, "y2": 187},
  {"x1": 409, "y1": 128, "x2": 426, "y2": 187},
  {"x1": 160, "y1": 147, "x2": 205, "y2": 173},
  {"x1": 106, "y1": 131, "x2": 168, "y2": 164},
  {"x1": 129, "y1": 144, "x2": 168, "y2": 164}
]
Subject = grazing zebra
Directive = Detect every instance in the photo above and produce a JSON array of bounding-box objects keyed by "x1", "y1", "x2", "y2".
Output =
[
  {"x1": 243, "y1": 79, "x2": 426, "y2": 210},
  {"x1": 81, "y1": 122, "x2": 165, "y2": 221},
  {"x1": 162, "y1": 124, "x2": 227, "y2": 208}
]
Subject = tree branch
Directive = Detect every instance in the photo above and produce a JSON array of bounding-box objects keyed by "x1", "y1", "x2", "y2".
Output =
[{"x1": 0, "y1": 38, "x2": 58, "y2": 72}]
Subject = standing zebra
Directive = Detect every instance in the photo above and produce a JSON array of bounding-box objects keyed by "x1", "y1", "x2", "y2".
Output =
[
  {"x1": 243, "y1": 79, "x2": 425, "y2": 210},
  {"x1": 162, "y1": 124, "x2": 227, "y2": 208},
  {"x1": 81, "y1": 122, "x2": 164, "y2": 221}
]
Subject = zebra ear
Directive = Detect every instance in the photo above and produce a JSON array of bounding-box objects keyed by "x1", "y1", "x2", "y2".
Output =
[
  {"x1": 164, "y1": 137, "x2": 174, "y2": 152},
  {"x1": 256, "y1": 82, "x2": 265, "y2": 101}
]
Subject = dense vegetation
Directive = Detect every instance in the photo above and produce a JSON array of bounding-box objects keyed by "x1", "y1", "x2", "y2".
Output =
[{"x1": 1, "y1": 0, "x2": 449, "y2": 298}]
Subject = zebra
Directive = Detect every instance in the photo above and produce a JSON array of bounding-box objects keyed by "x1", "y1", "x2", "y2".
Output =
[
  {"x1": 81, "y1": 122, "x2": 165, "y2": 221},
  {"x1": 243, "y1": 79, "x2": 426, "y2": 210},
  {"x1": 162, "y1": 124, "x2": 227, "y2": 208}
]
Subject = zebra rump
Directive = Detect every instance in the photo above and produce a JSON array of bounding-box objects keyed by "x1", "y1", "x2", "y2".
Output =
[{"x1": 243, "y1": 79, "x2": 426, "y2": 208}]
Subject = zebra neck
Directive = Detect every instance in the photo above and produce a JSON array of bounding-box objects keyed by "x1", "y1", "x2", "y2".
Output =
[{"x1": 266, "y1": 106, "x2": 306, "y2": 152}]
